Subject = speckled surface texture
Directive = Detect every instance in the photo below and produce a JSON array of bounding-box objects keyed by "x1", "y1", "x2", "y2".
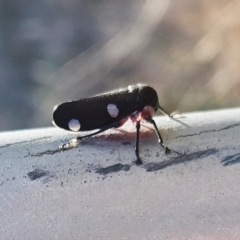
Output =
[{"x1": 1, "y1": 108, "x2": 240, "y2": 239}]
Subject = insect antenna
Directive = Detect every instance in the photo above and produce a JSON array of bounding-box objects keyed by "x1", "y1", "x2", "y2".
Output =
[
  {"x1": 158, "y1": 104, "x2": 190, "y2": 128},
  {"x1": 158, "y1": 105, "x2": 174, "y2": 118}
]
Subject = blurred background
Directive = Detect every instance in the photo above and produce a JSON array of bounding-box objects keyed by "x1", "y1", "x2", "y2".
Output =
[{"x1": 0, "y1": 0, "x2": 239, "y2": 131}]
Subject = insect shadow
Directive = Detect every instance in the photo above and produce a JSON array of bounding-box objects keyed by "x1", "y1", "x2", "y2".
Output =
[
  {"x1": 94, "y1": 148, "x2": 218, "y2": 175},
  {"x1": 95, "y1": 163, "x2": 131, "y2": 175},
  {"x1": 143, "y1": 148, "x2": 218, "y2": 172},
  {"x1": 221, "y1": 153, "x2": 240, "y2": 166}
]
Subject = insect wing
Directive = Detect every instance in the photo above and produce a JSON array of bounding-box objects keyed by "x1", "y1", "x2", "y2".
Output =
[{"x1": 53, "y1": 88, "x2": 145, "y2": 131}]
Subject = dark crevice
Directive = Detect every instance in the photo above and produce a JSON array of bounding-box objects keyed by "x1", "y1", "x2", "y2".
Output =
[
  {"x1": 0, "y1": 136, "x2": 51, "y2": 149},
  {"x1": 26, "y1": 147, "x2": 72, "y2": 157},
  {"x1": 175, "y1": 123, "x2": 240, "y2": 139}
]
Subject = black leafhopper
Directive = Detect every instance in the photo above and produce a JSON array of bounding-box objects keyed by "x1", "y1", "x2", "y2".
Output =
[{"x1": 52, "y1": 83, "x2": 176, "y2": 165}]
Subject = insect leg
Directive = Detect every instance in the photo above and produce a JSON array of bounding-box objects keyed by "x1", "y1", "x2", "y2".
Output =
[
  {"x1": 61, "y1": 121, "x2": 122, "y2": 149},
  {"x1": 77, "y1": 121, "x2": 121, "y2": 141},
  {"x1": 147, "y1": 118, "x2": 171, "y2": 154},
  {"x1": 135, "y1": 121, "x2": 142, "y2": 165}
]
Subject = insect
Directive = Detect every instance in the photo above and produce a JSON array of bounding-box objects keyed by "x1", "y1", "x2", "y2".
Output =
[{"x1": 52, "y1": 83, "x2": 175, "y2": 165}]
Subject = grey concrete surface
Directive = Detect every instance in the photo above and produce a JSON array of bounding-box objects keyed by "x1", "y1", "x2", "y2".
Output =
[{"x1": 0, "y1": 108, "x2": 240, "y2": 239}]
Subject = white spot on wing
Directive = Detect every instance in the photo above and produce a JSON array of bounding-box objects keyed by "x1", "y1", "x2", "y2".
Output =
[
  {"x1": 107, "y1": 104, "x2": 119, "y2": 118},
  {"x1": 68, "y1": 119, "x2": 81, "y2": 131},
  {"x1": 128, "y1": 85, "x2": 134, "y2": 92}
]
